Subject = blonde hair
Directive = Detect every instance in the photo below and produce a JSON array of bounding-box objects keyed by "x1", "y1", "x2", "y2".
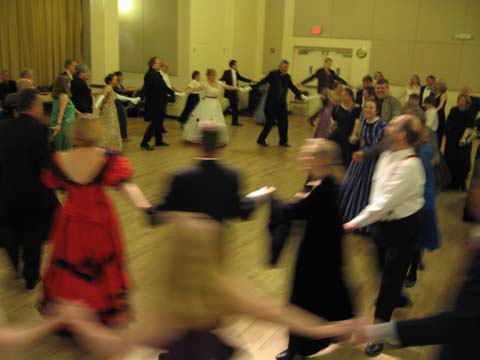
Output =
[
  {"x1": 150, "y1": 213, "x2": 227, "y2": 328},
  {"x1": 206, "y1": 68, "x2": 216, "y2": 77},
  {"x1": 70, "y1": 114, "x2": 104, "y2": 147},
  {"x1": 302, "y1": 138, "x2": 345, "y2": 184}
]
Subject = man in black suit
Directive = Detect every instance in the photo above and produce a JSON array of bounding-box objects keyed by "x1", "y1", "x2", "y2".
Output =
[
  {"x1": 419, "y1": 75, "x2": 436, "y2": 108},
  {"x1": 71, "y1": 64, "x2": 93, "y2": 113},
  {"x1": 220, "y1": 60, "x2": 254, "y2": 126},
  {"x1": 254, "y1": 60, "x2": 305, "y2": 147},
  {"x1": 300, "y1": 57, "x2": 348, "y2": 93},
  {"x1": 140, "y1": 57, "x2": 175, "y2": 150},
  {"x1": 356, "y1": 75, "x2": 373, "y2": 105},
  {"x1": 0, "y1": 70, "x2": 18, "y2": 105},
  {"x1": 0, "y1": 89, "x2": 57, "y2": 289},
  {"x1": 154, "y1": 124, "x2": 252, "y2": 221}
]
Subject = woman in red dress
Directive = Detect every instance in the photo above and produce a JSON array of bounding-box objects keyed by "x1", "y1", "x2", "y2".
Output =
[{"x1": 40, "y1": 115, "x2": 151, "y2": 325}]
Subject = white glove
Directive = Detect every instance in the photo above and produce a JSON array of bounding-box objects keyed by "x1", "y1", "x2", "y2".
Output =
[
  {"x1": 239, "y1": 86, "x2": 252, "y2": 92},
  {"x1": 175, "y1": 92, "x2": 186, "y2": 97},
  {"x1": 130, "y1": 97, "x2": 141, "y2": 105},
  {"x1": 301, "y1": 94, "x2": 308, "y2": 102},
  {"x1": 94, "y1": 94, "x2": 105, "y2": 109}
]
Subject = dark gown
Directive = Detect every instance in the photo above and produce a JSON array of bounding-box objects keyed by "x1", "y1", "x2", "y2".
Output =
[
  {"x1": 435, "y1": 95, "x2": 447, "y2": 147},
  {"x1": 330, "y1": 105, "x2": 361, "y2": 167},
  {"x1": 338, "y1": 118, "x2": 386, "y2": 234},
  {"x1": 444, "y1": 106, "x2": 475, "y2": 190},
  {"x1": 271, "y1": 176, "x2": 353, "y2": 356},
  {"x1": 40, "y1": 151, "x2": 132, "y2": 325}
]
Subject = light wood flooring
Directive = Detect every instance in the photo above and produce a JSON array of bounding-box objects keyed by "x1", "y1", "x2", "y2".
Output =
[{"x1": 0, "y1": 113, "x2": 474, "y2": 360}]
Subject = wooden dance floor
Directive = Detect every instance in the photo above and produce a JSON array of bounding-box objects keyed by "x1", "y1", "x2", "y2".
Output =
[{"x1": 0, "y1": 113, "x2": 474, "y2": 360}]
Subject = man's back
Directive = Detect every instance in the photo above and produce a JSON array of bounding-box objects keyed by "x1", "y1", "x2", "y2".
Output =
[
  {"x1": 156, "y1": 160, "x2": 245, "y2": 222},
  {"x1": 0, "y1": 114, "x2": 53, "y2": 209},
  {"x1": 71, "y1": 76, "x2": 92, "y2": 113}
]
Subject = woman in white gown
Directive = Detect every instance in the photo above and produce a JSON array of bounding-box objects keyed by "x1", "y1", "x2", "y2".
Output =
[{"x1": 183, "y1": 69, "x2": 241, "y2": 146}]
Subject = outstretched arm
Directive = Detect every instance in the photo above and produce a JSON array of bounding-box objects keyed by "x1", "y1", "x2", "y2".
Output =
[
  {"x1": 119, "y1": 182, "x2": 152, "y2": 209},
  {"x1": 0, "y1": 318, "x2": 61, "y2": 347}
]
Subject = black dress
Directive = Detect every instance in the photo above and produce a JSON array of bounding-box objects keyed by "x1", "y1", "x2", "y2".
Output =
[
  {"x1": 435, "y1": 95, "x2": 447, "y2": 146},
  {"x1": 330, "y1": 105, "x2": 361, "y2": 167},
  {"x1": 272, "y1": 176, "x2": 353, "y2": 356},
  {"x1": 444, "y1": 106, "x2": 475, "y2": 190}
]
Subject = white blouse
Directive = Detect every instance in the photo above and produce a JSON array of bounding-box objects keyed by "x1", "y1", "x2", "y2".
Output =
[{"x1": 187, "y1": 80, "x2": 201, "y2": 94}]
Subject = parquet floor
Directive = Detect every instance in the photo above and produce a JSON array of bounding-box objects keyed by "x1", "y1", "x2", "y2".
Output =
[{"x1": 0, "y1": 113, "x2": 474, "y2": 360}]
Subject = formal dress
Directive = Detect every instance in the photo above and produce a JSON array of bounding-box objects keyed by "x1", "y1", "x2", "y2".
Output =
[
  {"x1": 40, "y1": 151, "x2": 132, "y2": 324},
  {"x1": 254, "y1": 70, "x2": 302, "y2": 145},
  {"x1": 419, "y1": 86, "x2": 434, "y2": 107},
  {"x1": 330, "y1": 104, "x2": 361, "y2": 167},
  {"x1": 141, "y1": 68, "x2": 174, "y2": 146},
  {"x1": 270, "y1": 176, "x2": 353, "y2": 356},
  {"x1": 220, "y1": 69, "x2": 252, "y2": 125},
  {"x1": 99, "y1": 85, "x2": 122, "y2": 151},
  {"x1": 183, "y1": 81, "x2": 229, "y2": 146},
  {"x1": 50, "y1": 94, "x2": 76, "y2": 151},
  {"x1": 435, "y1": 95, "x2": 447, "y2": 146},
  {"x1": 444, "y1": 106, "x2": 475, "y2": 190},
  {"x1": 313, "y1": 97, "x2": 334, "y2": 138},
  {"x1": 71, "y1": 76, "x2": 92, "y2": 113},
  {"x1": 0, "y1": 114, "x2": 57, "y2": 286},
  {"x1": 338, "y1": 117, "x2": 386, "y2": 234},
  {"x1": 301, "y1": 68, "x2": 347, "y2": 93},
  {"x1": 178, "y1": 80, "x2": 201, "y2": 125}
]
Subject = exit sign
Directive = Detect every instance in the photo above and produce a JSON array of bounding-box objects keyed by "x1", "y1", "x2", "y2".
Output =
[{"x1": 312, "y1": 26, "x2": 322, "y2": 35}]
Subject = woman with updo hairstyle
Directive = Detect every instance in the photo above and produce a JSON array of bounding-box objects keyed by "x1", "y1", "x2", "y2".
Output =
[{"x1": 40, "y1": 114, "x2": 151, "y2": 325}]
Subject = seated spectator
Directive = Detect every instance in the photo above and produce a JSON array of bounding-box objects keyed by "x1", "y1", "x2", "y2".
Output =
[{"x1": 2, "y1": 79, "x2": 34, "y2": 119}]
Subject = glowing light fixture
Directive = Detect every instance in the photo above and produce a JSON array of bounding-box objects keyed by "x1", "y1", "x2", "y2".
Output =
[{"x1": 118, "y1": 0, "x2": 133, "y2": 14}]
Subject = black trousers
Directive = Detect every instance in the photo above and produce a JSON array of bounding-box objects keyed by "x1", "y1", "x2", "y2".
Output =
[
  {"x1": 115, "y1": 100, "x2": 128, "y2": 139},
  {"x1": 257, "y1": 108, "x2": 289, "y2": 145},
  {"x1": 373, "y1": 211, "x2": 421, "y2": 322},
  {"x1": 141, "y1": 104, "x2": 166, "y2": 145},
  {"x1": 178, "y1": 94, "x2": 199, "y2": 124},
  {"x1": 225, "y1": 93, "x2": 239, "y2": 125},
  {"x1": 0, "y1": 207, "x2": 55, "y2": 282}
]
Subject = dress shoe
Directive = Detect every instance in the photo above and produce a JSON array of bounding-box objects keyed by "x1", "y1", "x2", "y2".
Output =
[
  {"x1": 404, "y1": 275, "x2": 417, "y2": 288},
  {"x1": 140, "y1": 144, "x2": 155, "y2": 151},
  {"x1": 365, "y1": 342, "x2": 384, "y2": 357},
  {"x1": 279, "y1": 143, "x2": 291, "y2": 148},
  {"x1": 155, "y1": 142, "x2": 170, "y2": 147},
  {"x1": 26, "y1": 277, "x2": 40, "y2": 290},
  {"x1": 232, "y1": 123, "x2": 243, "y2": 126},
  {"x1": 161, "y1": 128, "x2": 168, "y2": 134},
  {"x1": 397, "y1": 293, "x2": 413, "y2": 307},
  {"x1": 257, "y1": 141, "x2": 269, "y2": 147},
  {"x1": 158, "y1": 353, "x2": 171, "y2": 360},
  {"x1": 275, "y1": 349, "x2": 295, "y2": 360}
]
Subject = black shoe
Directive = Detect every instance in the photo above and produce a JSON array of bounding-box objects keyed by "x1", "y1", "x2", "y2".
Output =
[
  {"x1": 404, "y1": 276, "x2": 417, "y2": 288},
  {"x1": 275, "y1": 349, "x2": 295, "y2": 360},
  {"x1": 257, "y1": 141, "x2": 269, "y2": 147},
  {"x1": 308, "y1": 117, "x2": 316, "y2": 127},
  {"x1": 158, "y1": 353, "x2": 170, "y2": 360},
  {"x1": 279, "y1": 143, "x2": 291, "y2": 147},
  {"x1": 161, "y1": 128, "x2": 168, "y2": 134},
  {"x1": 232, "y1": 123, "x2": 243, "y2": 126},
  {"x1": 365, "y1": 343, "x2": 384, "y2": 357},
  {"x1": 155, "y1": 142, "x2": 169, "y2": 147},
  {"x1": 26, "y1": 277, "x2": 40, "y2": 290},
  {"x1": 140, "y1": 144, "x2": 155, "y2": 151},
  {"x1": 418, "y1": 260, "x2": 425, "y2": 271},
  {"x1": 396, "y1": 294, "x2": 413, "y2": 307}
]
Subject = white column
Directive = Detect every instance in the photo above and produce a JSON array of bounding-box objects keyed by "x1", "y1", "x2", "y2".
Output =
[{"x1": 88, "y1": 0, "x2": 120, "y2": 85}]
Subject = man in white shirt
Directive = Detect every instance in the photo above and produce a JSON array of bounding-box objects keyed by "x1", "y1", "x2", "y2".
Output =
[{"x1": 344, "y1": 114, "x2": 425, "y2": 357}]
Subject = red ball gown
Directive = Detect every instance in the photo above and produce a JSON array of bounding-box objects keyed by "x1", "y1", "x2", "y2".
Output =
[{"x1": 40, "y1": 151, "x2": 132, "y2": 325}]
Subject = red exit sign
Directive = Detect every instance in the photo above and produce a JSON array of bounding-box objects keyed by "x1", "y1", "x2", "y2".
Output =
[{"x1": 312, "y1": 26, "x2": 322, "y2": 35}]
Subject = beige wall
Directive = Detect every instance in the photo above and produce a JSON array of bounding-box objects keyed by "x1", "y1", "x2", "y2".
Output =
[
  {"x1": 292, "y1": 0, "x2": 480, "y2": 90},
  {"x1": 119, "y1": 0, "x2": 178, "y2": 74},
  {"x1": 262, "y1": 0, "x2": 285, "y2": 74}
]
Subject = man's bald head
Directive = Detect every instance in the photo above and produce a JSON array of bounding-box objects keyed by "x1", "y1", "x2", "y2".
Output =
[{"x1": 392, "y1": 115, "x2": 423, "y2": 146}]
